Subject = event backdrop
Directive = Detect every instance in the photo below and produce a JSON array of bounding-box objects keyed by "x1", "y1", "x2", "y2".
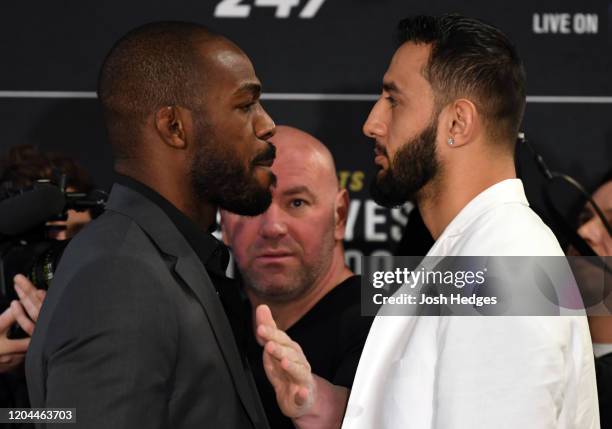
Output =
[{"x1": 1, "y1": 1, "x2": 611, "y2": 271}]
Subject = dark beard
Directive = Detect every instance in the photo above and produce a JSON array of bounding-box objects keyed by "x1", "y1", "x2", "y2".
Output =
[
  {"x1": 370, "y1": 116, "x2": 439, "y2": 208},
  {"x1": 190, "y1": 119, "x2": 277, "y2": 216}
]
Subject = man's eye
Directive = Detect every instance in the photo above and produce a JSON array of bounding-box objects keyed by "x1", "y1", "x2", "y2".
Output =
[
  {"x1": 240, "y1": 102, "x2": 256, "y2": 112},
  {"x1": 290, "y1": 199, "x2": 306, "y2": 208},
  {"x1": 385, "y1": 96, "x2": 397, "y2": 107}
]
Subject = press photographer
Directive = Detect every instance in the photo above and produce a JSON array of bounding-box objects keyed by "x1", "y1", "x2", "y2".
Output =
[
  {"x1": 0, "y1": 144, "x2": 103, "y2": 427},
  {"x1": 0, "y1": 180, "x2": 106, "y2": 304}
]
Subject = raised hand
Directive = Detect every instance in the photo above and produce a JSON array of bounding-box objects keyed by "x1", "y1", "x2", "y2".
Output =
[
  {"x1": 255, "y1": 304, "x2": 349, "y2": 429},
  {"x1": 255, "y1": 304, "x2": 316, "y2": 418}
]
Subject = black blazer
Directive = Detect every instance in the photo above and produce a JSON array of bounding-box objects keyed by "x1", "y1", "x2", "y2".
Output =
[{"x1": 26, "y1": 184, "x2": 269, "y2": 429}]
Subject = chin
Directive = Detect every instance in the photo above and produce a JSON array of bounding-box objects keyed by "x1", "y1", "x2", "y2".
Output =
[
  {"x1": 249, "y1": 274, "x2": 303, "y2": 298},
  {"x1": 254, "y1": 284, "x2": 299, "y2": 300}
]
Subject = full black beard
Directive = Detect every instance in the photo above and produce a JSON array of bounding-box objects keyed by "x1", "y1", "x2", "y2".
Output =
[
  {"x1": 190, "y1": 120, "x2": 277, "y2": 216},
  {"x1": 370, "y1": 117, "x2": 440, "y2": 208}
]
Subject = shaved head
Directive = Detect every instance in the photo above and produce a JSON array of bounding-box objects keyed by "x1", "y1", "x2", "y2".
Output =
[
  {"x1": 269, "y1": 125, "x2": 339, "y2": 195},
  {"x1": 97, "y1": 21, "x2": 230, "y2": 162}
]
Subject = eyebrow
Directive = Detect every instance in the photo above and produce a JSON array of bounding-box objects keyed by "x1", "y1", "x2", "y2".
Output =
[
  {"x1": 382, "y1": 81, "x2": 400, "y2": 94},
  {"x1": 234, "y1": 82, "x2": 261, "y2": 98},
  {"x1": 283, "y1": 185, "x2": 317, "y2": 201}
]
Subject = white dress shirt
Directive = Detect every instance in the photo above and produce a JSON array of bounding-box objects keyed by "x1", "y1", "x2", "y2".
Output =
[{"x1": 343, "y1": 179, "x2": 599, "y2": 429}]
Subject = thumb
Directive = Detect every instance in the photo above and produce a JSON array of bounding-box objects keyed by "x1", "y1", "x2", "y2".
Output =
[
  {"x1": 256, "y1": 304, "x2": 277, "y2": 329},
  {"x1": 255, "y1": 304, "x2": 276, "y2": 346}
]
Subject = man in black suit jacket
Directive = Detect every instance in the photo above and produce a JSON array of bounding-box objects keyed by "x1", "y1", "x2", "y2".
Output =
[{"x1": 26, "y1": 21, "x2": 276, "y2": 428}]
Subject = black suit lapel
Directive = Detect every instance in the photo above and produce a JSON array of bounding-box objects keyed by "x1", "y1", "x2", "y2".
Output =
[{"x1": 173, "y1": 256, "x2": 264, "y2": 426}]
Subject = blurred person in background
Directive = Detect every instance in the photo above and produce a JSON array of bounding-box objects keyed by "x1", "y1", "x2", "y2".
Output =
[
  {"x1": 0, "y1": 144, "x2": 94, "y2": 427},
  {"x1": 569, "y1": 170, "x2": 612, "y2": 427},
  {"x1": 0, "y1": 144, "x2": 93, "y2": 240}
]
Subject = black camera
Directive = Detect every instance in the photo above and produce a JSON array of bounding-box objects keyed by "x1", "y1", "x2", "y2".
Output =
[{"x1": 0, "y1": 178, "x2": 106, "y2": 337}]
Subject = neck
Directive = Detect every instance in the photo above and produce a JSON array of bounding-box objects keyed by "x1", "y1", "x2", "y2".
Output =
[
  {"x1": 247, "y1": 245, "x2": 353, "y2": 331},
  {"x1": 116, "y1": 163, "x2": 217, "y2": 230},
  {"x1": 419, "y1": 146, "x2": 516, "y2": 240}
]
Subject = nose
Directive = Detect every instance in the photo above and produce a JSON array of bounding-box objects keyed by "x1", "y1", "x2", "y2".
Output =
[
  {"x1": 363, "y1": 98, "x2": 387, "y2": 139},
  {"x1": 258, "y1": 202, "x2": 287, "y2": 239},
  {"x1": 578, "y1": 219, "x2": 603, "y2": 250},
  {"x1": 255, "y1": 104, "x2": 276, "y2": 141}
]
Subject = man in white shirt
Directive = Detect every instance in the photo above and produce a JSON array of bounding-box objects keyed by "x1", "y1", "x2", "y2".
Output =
[
  {"x1": 341, "y1": 14, "x2": 599, "y2": 428},
  {"x1": 255, "y1": 13, "x2": 599, "y2": 429}
]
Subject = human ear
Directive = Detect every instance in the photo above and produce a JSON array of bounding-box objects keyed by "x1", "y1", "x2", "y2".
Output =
[
  {"x1": 445, "y1": 99, "x2": 479, "y2": 147},
  {"x1": 334, "y1": 188, "x2": 349, "y2": 240},
  {"x1": 154, "y1": 105, "x2": 188, "y2": 149}
]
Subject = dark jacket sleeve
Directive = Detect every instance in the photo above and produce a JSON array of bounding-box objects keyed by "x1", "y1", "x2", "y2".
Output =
[{"x1": 39, "y1": 255, "x2": 177, "y2": 429}]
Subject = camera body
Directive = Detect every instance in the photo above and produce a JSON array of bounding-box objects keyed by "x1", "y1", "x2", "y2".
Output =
[
  {"x1": 0, "y1": 179, "x2": 106, "y2": 336},
  {"x1": 0, "y1": 234, "x2": 69, "y2": 302}
]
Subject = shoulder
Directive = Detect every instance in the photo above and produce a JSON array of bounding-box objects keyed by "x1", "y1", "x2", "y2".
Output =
[
  {"x1": 456, "y1": 203, "x2": 564, "y2": 256},
  {"x1": 58, "y1": 209, "x2": 172, "y2": 282},
  {"x1": 40, "y1": 211, "x2": 178, "y2": 342},
  {"x1": 64, "y1": 210, "x2": 156, "y2": 261}
]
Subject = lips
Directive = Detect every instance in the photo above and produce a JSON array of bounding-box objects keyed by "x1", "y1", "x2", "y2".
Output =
[
  {"x1": 255, "y1": 157, "x2": 274, "y2": 167},
  {"x1": 374, "y1": 142, "x2": 389, "y2": 168},
  {"x1": 253, "y1": 142, "x2": 276, "y2": 167},
  {"x1": 374, "y1": 142, "x2": 387, "y2": 157},
  {"x1": 257, "y1": 251, "x2": 293, "y2": 257},
  {"x1": 254, "y1": 250, "x2": 295, "y2": 264}
]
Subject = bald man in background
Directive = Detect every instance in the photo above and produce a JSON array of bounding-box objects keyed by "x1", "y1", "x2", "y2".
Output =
[{"x1": 221, "y1": 126, "x2": 373, "y2": 429}]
